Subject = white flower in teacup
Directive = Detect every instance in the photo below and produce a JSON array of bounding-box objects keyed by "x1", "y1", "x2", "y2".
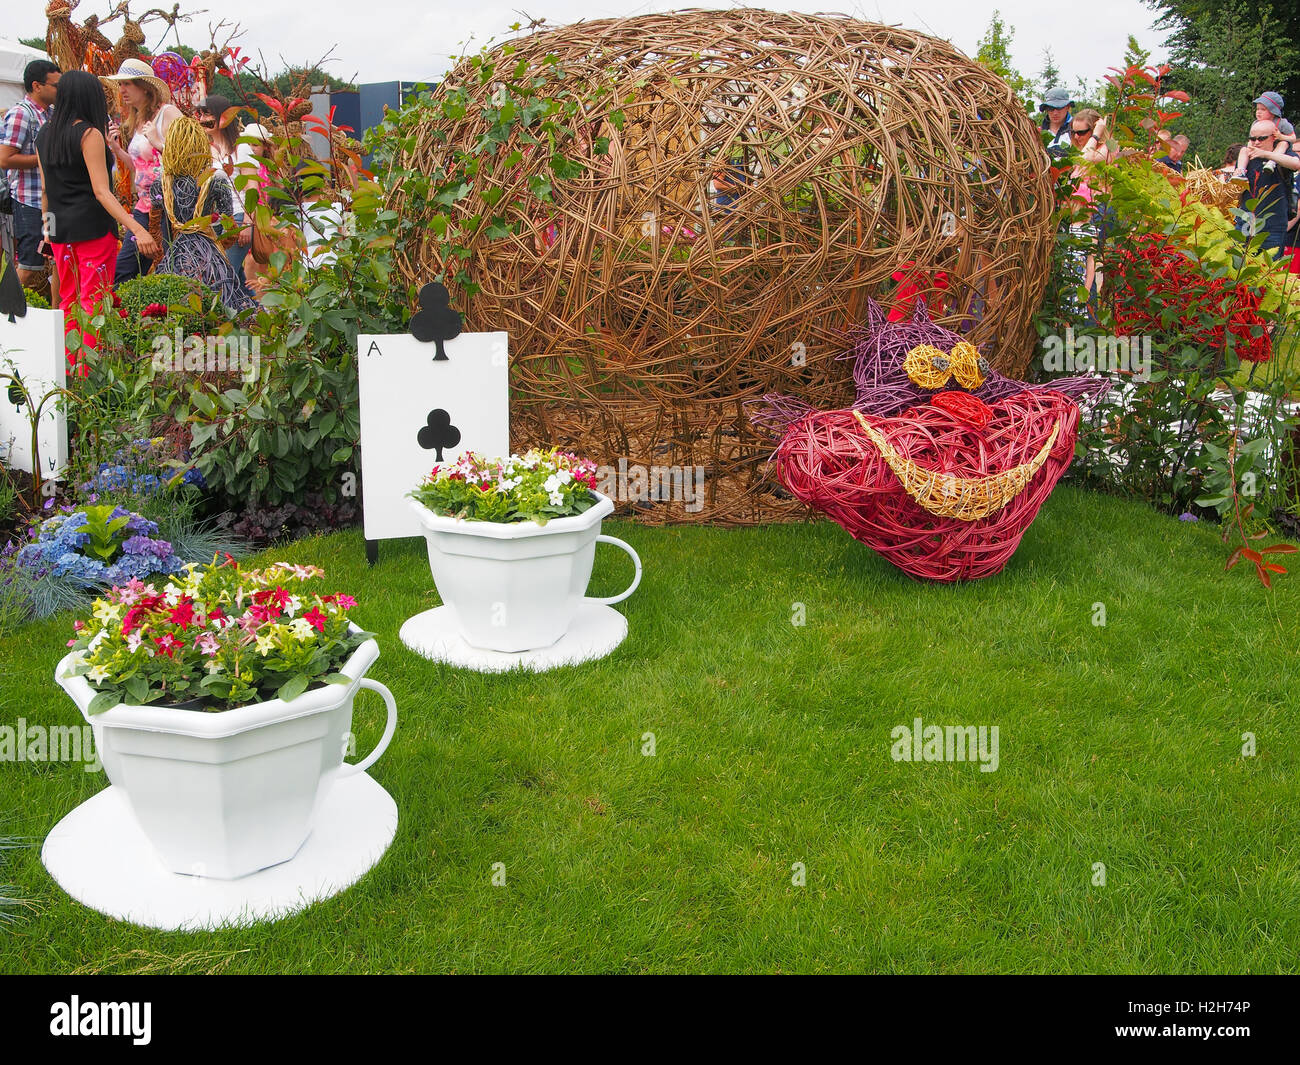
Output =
[{"x1": 87, "y1": 663, "x2": 112, "y2": 683}]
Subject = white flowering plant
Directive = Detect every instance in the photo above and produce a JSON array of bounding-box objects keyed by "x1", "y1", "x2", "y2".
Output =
[
  {"x1": 62, "y1": 557, "x2": 372, "y2": 714},
  {"x1": 410, "y1": 448, "x2": 601, "y2": 523}
]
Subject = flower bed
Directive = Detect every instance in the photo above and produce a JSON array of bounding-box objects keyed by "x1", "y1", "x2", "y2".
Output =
[
  {"x1": 410, "y1": 449, "x2": 600, "y2": 524},
  {"x1": 17, "y1": 506, "x2": 183, "y2": 586},
  {"x1": 78, "y1": 438, "x2": 206, "y2": 499},
  {"x1": 64, "y1": 559, "x2": 369, "y2": 713}
]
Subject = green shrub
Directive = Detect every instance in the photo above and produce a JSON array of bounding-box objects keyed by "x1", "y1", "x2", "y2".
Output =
[
  {"x1": 116, "y1": 273, "x2": 227, "y2": 357},
  {"x1": 21, "y1": 287, "x2": 49, "y2": 310}
]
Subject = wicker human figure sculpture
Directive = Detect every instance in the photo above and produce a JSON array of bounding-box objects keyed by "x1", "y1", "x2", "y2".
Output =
[{"x1": 752, "y1": 301, "x2": 1109, "y2": 581}]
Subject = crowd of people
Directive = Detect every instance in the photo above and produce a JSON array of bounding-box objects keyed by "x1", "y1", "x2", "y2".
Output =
[
  {"x1": 1, "y1": 57, "x2": 295, "y2": 355},
  {"x1": 1039, "y1": 83, "x2": 1300, "y2": 306}
]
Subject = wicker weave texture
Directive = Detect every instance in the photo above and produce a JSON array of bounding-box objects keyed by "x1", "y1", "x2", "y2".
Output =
[{"x1": 390, "y1": 9, "x2": 1056, "y2": 523}]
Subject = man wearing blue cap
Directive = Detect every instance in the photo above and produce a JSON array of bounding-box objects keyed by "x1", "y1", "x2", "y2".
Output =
[{"x1": 1039, "y1": 87, "x2": 1073, "y2": 158}]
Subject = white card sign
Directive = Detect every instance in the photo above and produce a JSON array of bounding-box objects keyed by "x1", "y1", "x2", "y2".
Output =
[
  {"x1": 0, "y1": 307, "x2": 68, "y2": 478},
  {"x1": 357, "y1": 327, "x2": 509, "y2": 541}
]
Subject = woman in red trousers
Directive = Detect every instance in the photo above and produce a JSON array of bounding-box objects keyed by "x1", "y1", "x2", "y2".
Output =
[{"x1": 34, "y1": 70, "x2": 158, "y2": 375}]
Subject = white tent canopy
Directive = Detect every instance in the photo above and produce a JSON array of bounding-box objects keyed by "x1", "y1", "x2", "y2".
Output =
[{"x1": 0, "y1": 37, "x2": 52, "y2": 112}]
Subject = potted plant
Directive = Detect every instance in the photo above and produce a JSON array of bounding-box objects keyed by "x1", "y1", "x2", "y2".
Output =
[
  {"x1": 54, "y1": 557, "x2": 397, "y2": 880},
  {"x1": 407, "y1": 449, "x2": 642, "y2": 652}
]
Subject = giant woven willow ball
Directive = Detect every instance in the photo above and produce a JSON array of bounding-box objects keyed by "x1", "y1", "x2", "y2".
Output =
[{"x1": 390, "y1": 9, "x2": 1054, "y2": 523}]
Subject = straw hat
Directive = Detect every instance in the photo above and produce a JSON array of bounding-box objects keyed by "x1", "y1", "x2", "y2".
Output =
[{"x1": 102, "y1": 57, "x2": 171, "y2": 103}]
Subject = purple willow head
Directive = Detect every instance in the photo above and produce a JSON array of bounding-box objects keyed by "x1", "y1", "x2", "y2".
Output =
[
  {"x1": 749, "y1": 298, "x2": 1110, "y2": 435},
  {"x1": 845, "y1": 299, "x2": 1110, "y2": 415}
]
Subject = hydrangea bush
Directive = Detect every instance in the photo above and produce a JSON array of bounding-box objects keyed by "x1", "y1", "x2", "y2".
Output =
[
  {"x1": 79, "y1": 437, "x2": 206, "y2": 498},
  {"x1": 410, "y1": 449, "x2": 600, "y2": 523},
  {"x1": 64, "y1": 559, "x2": 371, "y2": 713},
  {"x1": 17, "y1": 506, "x2": 184, "y2": 586}
]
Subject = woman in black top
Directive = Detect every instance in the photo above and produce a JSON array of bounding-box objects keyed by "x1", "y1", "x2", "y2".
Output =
[{"x1": 34, "y1": 70, "x2": 159, "y2": 372}]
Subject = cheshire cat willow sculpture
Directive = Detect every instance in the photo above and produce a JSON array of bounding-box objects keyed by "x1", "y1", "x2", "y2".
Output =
[
  {"x1": 751, "y1": 301, "x2": 1109, "y2": 581},
  {"x1": 389, "y1": 9, "x2": 1057, "y2": 524}
]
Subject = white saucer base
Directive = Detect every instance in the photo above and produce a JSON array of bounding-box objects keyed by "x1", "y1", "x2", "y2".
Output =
[
  {"x1": 41, "y1": 772, "x2": 397, "y2": 931},
  {"x1": 399, "y1": 601, "x2": 627, "y2": 672}
]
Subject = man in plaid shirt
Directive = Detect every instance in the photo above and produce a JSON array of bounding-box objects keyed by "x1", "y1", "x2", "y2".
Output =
[{"x1": 0, "y1": 59, "x2": 61, "y2": 295}]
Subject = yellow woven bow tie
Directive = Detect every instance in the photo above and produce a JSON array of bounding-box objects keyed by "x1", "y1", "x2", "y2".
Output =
[{"x1": 903, "y1": 342, "x2": 989, "y2": 391}]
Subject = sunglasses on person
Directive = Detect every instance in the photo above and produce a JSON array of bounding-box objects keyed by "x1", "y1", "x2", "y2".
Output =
[
  {"x1": 198, "y1": 117, "x2": 217, "y2": 127},
  {"x1": 1248, "y1": 134, "x2": 1273, "y2": 142},
  {"x1": 1071, "y1": 127, "x2": 1094, "y2": 137}
]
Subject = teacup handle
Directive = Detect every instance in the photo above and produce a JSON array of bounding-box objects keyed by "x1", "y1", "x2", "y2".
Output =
[
  {"x1": 588, "y1": 534, "x2": 643, "y2": 606},
  {"x1": 339, "y1": 678, "x2": 398, "y2": 777}
]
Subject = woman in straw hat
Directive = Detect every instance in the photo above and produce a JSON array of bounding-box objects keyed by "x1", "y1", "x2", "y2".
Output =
[
  {"x1": 102, "y1": 56, "x2": 181, "y2": 284},
  {"x1": 148, "y1": 115, "x2": 257, "y2": 315}
]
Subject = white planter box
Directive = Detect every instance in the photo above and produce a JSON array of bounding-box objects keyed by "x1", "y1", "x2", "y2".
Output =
[
  {"x1": 409, "y1": 491, "x2": 642, "y2": 652},
  {"x1": 54, "y1": 631, "x2": 397, "y2": 880},
  {"x1": 0, "y1": 306, "x2": 67, "y2": 478}
]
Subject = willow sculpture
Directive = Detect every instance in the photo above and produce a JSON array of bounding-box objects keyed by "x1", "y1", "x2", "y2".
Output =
[{"x1": 389, "y1": 9, "x2": 1056, "y2": 523}]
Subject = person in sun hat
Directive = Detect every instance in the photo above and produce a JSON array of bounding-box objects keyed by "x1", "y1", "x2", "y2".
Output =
[
  {"x1": 1039, "y1": 86, "x2": 1074, "y2": 158},
  {"x1": 1254, "y1": 91, "x2": 1295, "y2": 142},
  {"x1": 100, "y1": 56, "x2": 182, "y2": 284}
]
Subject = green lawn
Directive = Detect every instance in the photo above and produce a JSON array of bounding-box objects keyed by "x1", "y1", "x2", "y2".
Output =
[{"x1": 1, "y1": 485, "x2": 1297, "y2": 973}]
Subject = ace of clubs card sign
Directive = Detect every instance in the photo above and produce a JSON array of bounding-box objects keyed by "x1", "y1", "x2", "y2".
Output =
[
  {"x1": 357, "y1": 284, "x2": 508, "y2": 541},
  {"x1": 0, "y1": 308, "x2": 68, "y2": 478}
]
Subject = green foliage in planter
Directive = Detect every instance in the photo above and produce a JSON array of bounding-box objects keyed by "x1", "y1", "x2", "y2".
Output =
[{"x1": 21, "y1": 287, "x2": 49, "y2": 310}]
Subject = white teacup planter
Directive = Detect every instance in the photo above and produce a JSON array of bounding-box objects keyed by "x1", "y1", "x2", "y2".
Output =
[
  {"x1": 52, "y1": 631, "x2": 397, "y2": 881},
  {"x1": 402, "y1": 491, "x2": 643, "y2": 669}
]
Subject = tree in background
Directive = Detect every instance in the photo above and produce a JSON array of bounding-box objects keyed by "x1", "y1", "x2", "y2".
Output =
[
  {"x1": 975, "y1": 10, "x2": 1034, "y2": 110},
  {"x1": 1036, "y1": 48, "x2": 1062, "y2": 99},
  {"x1": 1148, "y1": 0, "x2": 1299, "y2": 163}
]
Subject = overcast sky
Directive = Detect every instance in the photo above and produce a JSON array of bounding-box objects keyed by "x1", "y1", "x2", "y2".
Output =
[{"x1": 6, "y1": 1, "x2": 1169, "y2": 92}]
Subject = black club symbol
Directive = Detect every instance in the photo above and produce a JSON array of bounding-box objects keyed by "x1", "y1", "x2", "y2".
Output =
[
  {"x1": 409, "y1": 281, "x2": 463, "y2": 361},
  {"x1": 417, "y1": 409, "x2": 461, "y2": 461},
  {"x1": 0, "y1": 254, "x2": 28, "y2": 323}
]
